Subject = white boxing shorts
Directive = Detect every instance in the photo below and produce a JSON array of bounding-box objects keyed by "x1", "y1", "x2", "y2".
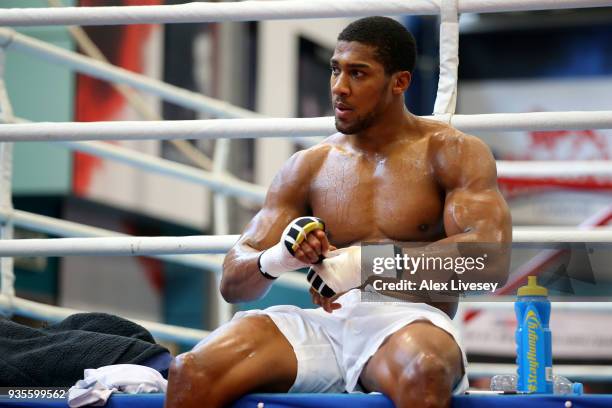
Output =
[{"x1": 232, "y1": 289, "x2": 469, "y2": 394}]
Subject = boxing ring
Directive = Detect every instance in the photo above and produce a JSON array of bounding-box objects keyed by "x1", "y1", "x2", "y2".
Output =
[{"x1": 0, "y1": 0, "x2": 611, "y2": 407}]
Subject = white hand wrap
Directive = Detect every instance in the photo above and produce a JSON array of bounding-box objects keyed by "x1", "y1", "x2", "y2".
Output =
[
  {"x1": 259, "y1": 216, "x2": 326, "y2": 279},
  {"x1": 307, "y1": 246, "x2": 361, "y2": 298}
]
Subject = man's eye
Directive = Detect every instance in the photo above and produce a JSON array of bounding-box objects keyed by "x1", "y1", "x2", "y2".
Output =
[
  {"x1": 331, "y1": 67, "x2": 340, "y2": 75},
  {"x1": 351, "y1": 70, "x2": 363, "y2": 78}
]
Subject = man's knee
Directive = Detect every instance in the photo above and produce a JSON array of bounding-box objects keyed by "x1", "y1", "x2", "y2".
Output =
[
  {"x1": 166, "y1": 352, "x2": 215, "y2": 408},
  {"x1": 398, "y1": 351, "x2": 452, "y2": 388},
  {"x1": 168, "y1": 351, "x2": 210, "y2": 383},
  {"x1": 362, "y1": 322, "x2": 462, "y2": 408},
  {"x1": 395, "y1": 352, "x2": 454, "y2": 408},
  {"x1": 165, "y1": 318, "x2": 262, "y2": 407}
]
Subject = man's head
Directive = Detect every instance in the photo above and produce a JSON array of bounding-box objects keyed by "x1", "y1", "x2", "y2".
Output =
[
  {"x1": 337, "y1": 16, "x2": 417, "y2": 76},
  {"x1": 331, "y1": 17, "x2": 416, "y2": 135}
]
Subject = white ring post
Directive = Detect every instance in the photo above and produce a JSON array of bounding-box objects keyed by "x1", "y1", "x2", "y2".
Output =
[
  {"x1": 433, "y1": 0, "x2": 459, "y2": 118},
  {"x1": 0, "y1": 45, "x2": 15, "y2": 317},
  {"x1": 212, "y1": 138, "x2": 234, "y2": 325}
]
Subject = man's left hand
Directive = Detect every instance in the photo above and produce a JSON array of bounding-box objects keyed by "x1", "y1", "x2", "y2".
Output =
[{"x1": 309, "y1": 287, "x2": 343, "y2": 313}]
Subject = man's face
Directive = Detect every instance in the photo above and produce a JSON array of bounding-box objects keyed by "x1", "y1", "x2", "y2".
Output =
[{"x1": 330, "y1": 41, "x2": 392, "y2": 135}]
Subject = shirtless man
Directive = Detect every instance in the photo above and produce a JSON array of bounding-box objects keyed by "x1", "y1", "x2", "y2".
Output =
[{"x1": 165, "y1": 16, "x2": 511, "y2": 408}]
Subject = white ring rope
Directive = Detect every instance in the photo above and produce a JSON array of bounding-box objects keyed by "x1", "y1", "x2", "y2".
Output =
[
  {"x1": 0, "y1": 228, "x2": 609, "y2": 258},
  {"x1": 1, "y1": 117, "x2": 612, "y2": 178},
  {"x1": 10, "y1": 117, "x2": 266, "y2": 204},
  {"x1": 0, "y1": 117, "x2": 332, "y2": 141},
  {"x1": 3, "y1": 25, "x2": 612, "y2": 135},
  {"x1": 495, "y1": 161, "x2": 612, "y2": 178},
  {"x1": 511, "y1": 229, "x2": 612, "y2": 243},
  {"x1": 0, "y1": 208, "x2": 310, "y2": 292},
  {"x1": 0, "y1": 235, "x2": 240, "y2": 257},
  {"x1": 0, "y1": 0, "x2": 610, "y2": 27},
  {"x1": 0, "y1": 28, "x2": 257, "y2": 120},
  {"x1": 451, "y1": 110, "x2": 612, "y2": 132},
  {"x1": 468, "y1": 363, "x2": 612, "y2": 381},
  {"x1": 0, "y1": 208, "x2": 224, "y2": 272},
  {"x1": 59, "y1": 140, "x2": 266, "y2": 203},
  {"x1": 459, "y1": 301, "x2": 612, "y2": 312},
  {"x1": 0, "y1": 294, "x2": 209, "y2": 346},
  {"x1": 6, "y1": 116, "x2": 612, "y2": 179},
  {"x1": 4, "y1": 111, "x2": 612, "y2": 142}
]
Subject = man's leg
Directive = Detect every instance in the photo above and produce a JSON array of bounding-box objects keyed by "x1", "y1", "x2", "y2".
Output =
[
  {"x1": 359, "y1": 321, "x2": 464, "y2": 408},
  {"x1": 165, "y1": 315, "x2": 297, "y2": 408}
]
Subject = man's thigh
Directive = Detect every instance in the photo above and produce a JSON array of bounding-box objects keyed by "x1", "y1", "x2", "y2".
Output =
[
  {"x1": 359, "y1": 320, "x2": 464, "y2": 396},
  {"x1": 167, "y1": 314, "x2": 298, "y2": 408},
  {"x1": 193, "y1": 314, "x2": 298, "y2": 392}
]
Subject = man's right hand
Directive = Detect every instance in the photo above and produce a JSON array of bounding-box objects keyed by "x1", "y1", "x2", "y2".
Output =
[
  {"x1": 293, "y1": 229, "x2": 331, "y2": 264},
  {"x1": 258, "y1": 216, "x2": 329, "y2": 279}
]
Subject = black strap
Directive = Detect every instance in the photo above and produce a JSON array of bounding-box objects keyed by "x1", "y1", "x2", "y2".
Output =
[{"x1": 257, "y1": 251, "x2": 277, "y2": 280}]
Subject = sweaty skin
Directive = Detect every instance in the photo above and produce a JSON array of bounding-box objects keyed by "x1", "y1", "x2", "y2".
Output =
[{"x1": 165, "y1": 40, "x2": 511, "y2": 408}]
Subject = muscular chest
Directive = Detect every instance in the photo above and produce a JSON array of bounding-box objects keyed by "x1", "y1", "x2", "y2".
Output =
[{"x1": 310, "y1": 149, "x2": 445, "y2": 244}]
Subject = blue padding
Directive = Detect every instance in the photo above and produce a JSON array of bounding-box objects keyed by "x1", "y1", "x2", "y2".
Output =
[
  {"x1": 2, "y1": 393, "x2": 612, "y2": 408},
  {"x1": 236, "y1": 394, "x2": 612, "y2": 408},
  {"x1": 453, "y1": 395, "x2": 612, "y2": 408},
  {"x1": 233, "y1": 393, "x2": 393, "y2": 407}
]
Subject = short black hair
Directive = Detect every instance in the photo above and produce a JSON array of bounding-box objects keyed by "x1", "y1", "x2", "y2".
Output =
[{"x1": 337, "y1": 16, "x2": 417, "y2": 75}]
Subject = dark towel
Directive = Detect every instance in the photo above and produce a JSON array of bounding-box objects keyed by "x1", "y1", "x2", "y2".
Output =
[{"x1": 0, "y1": 313, "x2": 169, "y2": 387}]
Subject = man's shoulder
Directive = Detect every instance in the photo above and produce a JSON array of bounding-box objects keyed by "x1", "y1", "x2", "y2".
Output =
[
  {"x1": 421, "y1": 119, "x2": 495, "y2": 186},
  {"x1": 294, "y1": 132, "x2": 344, "y2": 160},
  {"x1": 421, "y1": 119, "x2": 495, "y2": 188},
  {"x1": 317, "y1": 132, "x2": 346, "y2": 149},
  {"x1": 281, "y1": 134, "x2": 342, "y2": 178},
  {"x1": 423, "y1": 120, "x2": 488, "y2": 156}
]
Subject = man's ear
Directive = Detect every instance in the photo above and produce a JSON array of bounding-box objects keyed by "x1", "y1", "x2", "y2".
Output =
[{"x1": 392, "y1": 71, "x2": 412, "y2": 95}]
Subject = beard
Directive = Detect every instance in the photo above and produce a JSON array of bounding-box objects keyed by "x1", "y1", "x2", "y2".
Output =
[
  {"x1": 332, "y1": 79, "x2": 390, "y2": 135},
  {"x1": 334, "y1": 110, "x2": 379, "y2": 135}
]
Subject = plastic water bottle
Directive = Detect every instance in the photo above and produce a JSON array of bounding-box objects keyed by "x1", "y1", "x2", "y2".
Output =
[
  {"x1": 491, "y1": 374, "x2": 583, "y2": 395},
  {"x1": 490, "y1": 373, "x2": 517, "y2": 392},
  {"x1": 553, "y1": 375, "x2": 584, "y2": 395},
  {"x1": 515, "y1": 276, "x2": 553, "y2": 393}
]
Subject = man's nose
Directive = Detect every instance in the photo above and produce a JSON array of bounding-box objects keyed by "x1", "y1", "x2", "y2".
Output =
[{"x1": 331, "y1": 73, "x2": 350, "y2": 97}]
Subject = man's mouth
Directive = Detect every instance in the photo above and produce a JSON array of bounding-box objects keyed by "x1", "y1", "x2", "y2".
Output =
[{"x1": 334, "y1": 103, "x2": 353, "y2": 120}]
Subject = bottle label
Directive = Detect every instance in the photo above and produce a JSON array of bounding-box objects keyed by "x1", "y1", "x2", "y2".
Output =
[
  {"x1": 524, "y1": 308, "x2": 544, "y2": 392},
  {"x1": 546, "y1": 367, "x2": 553, "y2": 382}
]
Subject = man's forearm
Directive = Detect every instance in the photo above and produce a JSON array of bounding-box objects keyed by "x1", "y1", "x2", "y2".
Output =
[{"x1": 220, "y1": 247, "x2": 275, "y2": 303}]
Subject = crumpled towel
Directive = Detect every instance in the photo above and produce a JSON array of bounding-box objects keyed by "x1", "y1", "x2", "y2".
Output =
[{"x1": 68, "y1": 364, "x2": 167, "y2": 407}]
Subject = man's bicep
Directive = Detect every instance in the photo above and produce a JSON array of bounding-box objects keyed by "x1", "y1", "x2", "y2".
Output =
[
  {"x1": 238, "y1": 153, "x2": 311, "y2": 251},
  {"x1": 439, "y1": 135, "x2": 511, "y2": 241},
  {"x1": 443, "y1": 188, "x2": 511, "y2": 241}
]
